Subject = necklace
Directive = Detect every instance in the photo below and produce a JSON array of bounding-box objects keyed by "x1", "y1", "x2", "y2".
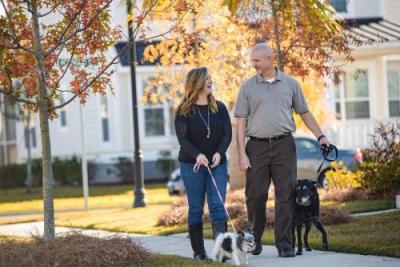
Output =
[{"x1": 197, "y1": 105, "x2": 211, "y2": 138}]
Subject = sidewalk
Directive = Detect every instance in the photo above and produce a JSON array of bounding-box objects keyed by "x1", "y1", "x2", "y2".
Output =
[{"x1": 0, "y1": 221, "x2": 399, "y2": 267}]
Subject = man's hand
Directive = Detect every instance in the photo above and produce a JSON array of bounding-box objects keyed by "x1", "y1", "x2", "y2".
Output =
[
  {"x1": 239, "y1": 153, "x2": 252, "y2": 171},
  {"x1": 196, "y1": 153, "x2": 209, "y2": 167},
  {"x1": 210, "y1": 152, "x2": 221, "y2": 168},
  {"x1": 318, "y1": 135, "x2": 330, "y2": 146}
]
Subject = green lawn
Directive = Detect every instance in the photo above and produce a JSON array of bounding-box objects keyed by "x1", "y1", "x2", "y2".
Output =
[
  {"x1": 0, "y1": 184, "x2": 173, "y2": 214},
  {"x1": 322, "y1": 199, "x2": 396, "y2": 214},
  {"x1": 145, "y1": 254, "x2": 225, "y2": 267},
  {"x1": 204, "y1": 211, "x2": 400, "y2": 258},
  {"x1": 1, "y1": 185, "x2": 399, "y2": 258}
]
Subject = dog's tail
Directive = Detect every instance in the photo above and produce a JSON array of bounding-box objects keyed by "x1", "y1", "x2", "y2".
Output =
[{"x1": 211, "y1": 233, "x2": 225, "y2": 261}]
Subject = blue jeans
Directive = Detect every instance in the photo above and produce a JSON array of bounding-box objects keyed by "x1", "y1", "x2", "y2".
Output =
[{"x1": 180, "y1": 161, "x2": 228, "y2": 225}]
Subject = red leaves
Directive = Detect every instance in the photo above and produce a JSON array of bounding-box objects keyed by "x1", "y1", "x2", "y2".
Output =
[
  {"x1": 23, "y1": 75, "x2": 39, "y2": 96},
  {"x1": 175, "y1": 0, "x2": 187, "y2": 12},
  {"x1": 2, "y1": 0, "x2": 122, "y2": 111}
]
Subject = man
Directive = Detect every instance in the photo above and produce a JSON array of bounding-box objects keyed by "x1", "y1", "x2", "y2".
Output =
[{"x1": 234, "y1": 43, "x2": 330, "y2": 257}]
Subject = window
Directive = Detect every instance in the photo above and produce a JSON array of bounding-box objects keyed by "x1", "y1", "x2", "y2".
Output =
[
  {"x1": 31, "y1": 127, "x2": 37, "y2": 148},
  {"x1": 144, "y1": 108, "x2": 165, "y2": 136},
  {"x1": 334, "y1": 83, "x2": 342, "y2": 120},
  {"x1": 169, "y1": 107, "x2": 176, "y2": 136},
  {"x1": 330, "y1": 0, "x2": 347, "y2": 13},
  {"x1": 60, "y1": 110, "x2": 67, "y2": 127},
  {"x1": 59, "y1": 94, "x2": 67, "y2": 127},
  {"x1": 24, "y1": 127, "x2": 37, "y2": 149},
  {"x1": 388, "y1": 62, "x2": 400, "y2": 117},
  {"x1": 100, "y1": 96, "x2": 110, "y2": 142},
  {"x1": 335, "y1": 70, "x2": 370, "y2": 120},
  {"x1": 24, "y1": 115, "x2": 36, "y2": 149},
  {"x1": 142, "y1": 77, "x2": 175, "y2": 137}
]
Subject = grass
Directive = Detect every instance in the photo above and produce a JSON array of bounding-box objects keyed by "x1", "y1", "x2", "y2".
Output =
[
  {"x1": 0, "y1": 184, "x2": 184, "y2": 235},
  {"x1": 0, "y1": 184, "x2": 173, "y2": 214},
  {"x1": 267, "y1": 199, "x2": 395, "y2": 214},
  {"x1": 204, "y1": 211, "x2": 400, "y2": 258},
  {"x1": 145, "y1": 254, "x2": 225, "y2": 267},
  {"x1": 1, "y1": 185, "x2": 399, "y2": 258}
]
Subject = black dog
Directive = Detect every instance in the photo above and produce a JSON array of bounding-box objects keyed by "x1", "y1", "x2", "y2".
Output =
[{"x1": 294, "y1": 179, "x2": 328, "y2": 255}]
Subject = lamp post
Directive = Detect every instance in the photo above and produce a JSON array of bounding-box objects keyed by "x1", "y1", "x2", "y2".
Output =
[{"x1": 127, "y1": 0, "x2": 146, "y2": 207}]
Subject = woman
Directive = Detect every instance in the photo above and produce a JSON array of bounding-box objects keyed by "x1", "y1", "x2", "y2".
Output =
[{"x1": 175, "y1": 67, "x2": 232, "y2": 260}]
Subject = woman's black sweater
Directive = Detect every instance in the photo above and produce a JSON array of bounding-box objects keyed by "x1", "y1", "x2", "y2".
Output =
[{"x1": 175, "y1": 101, "x2": 232, "y2": 164}]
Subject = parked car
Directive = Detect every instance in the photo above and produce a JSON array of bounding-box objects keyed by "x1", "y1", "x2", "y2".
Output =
[
  {"x1": 167, "y1": 167, "x2": 230, "y2": 195},
  {"x1": 167, "y1": 136, "x2": 363, "y2": 194},
  {"x1": 295, "y1": 136, "x2": 362, "y2": 188}
]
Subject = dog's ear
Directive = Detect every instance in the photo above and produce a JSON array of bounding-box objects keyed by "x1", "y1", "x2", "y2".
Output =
[{"x1": 237, "y1": 230, "x2": 245, "y2": 237}]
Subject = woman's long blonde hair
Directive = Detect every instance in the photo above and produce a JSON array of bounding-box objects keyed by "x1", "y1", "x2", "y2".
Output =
[{"x1": 177, "y1": 67, "x2": 218, "y2": 117}]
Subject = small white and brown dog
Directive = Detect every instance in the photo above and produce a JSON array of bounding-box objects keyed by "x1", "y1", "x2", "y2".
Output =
[{"x1": 211, "y1": 229, "x2": 256, "y2": 266}]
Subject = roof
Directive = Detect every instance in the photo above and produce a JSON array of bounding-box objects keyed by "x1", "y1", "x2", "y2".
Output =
[
  {"x1": 114, "y1": 41, "x2": 160, "y2": 66},
  {"x1": 345, "y1": 17, "x2": 400, "y2": 43}
]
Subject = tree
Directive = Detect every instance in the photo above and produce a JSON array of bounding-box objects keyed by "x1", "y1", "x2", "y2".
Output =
[
  {"x1": 0, "y1": 0, "x2": 187, "y2": 240},
  {"x1": 142, "y1": 0, "x2": 361, "y2": 189}
]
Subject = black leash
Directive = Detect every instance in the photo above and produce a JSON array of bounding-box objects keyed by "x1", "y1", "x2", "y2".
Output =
[{"x1": 316, "y1": 144, "x2": 338, "y2": 173}]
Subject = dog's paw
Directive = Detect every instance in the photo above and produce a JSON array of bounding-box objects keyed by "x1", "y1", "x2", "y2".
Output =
[
  {"x1": 296, "y1": 250, "x2": 303, "y2": 255},
  {"x1": 222, "y1": 256, "x2": 230, "y2": 263},
  {"x1": 305, "y1": 247, "x2": 312, "y2": 251}
]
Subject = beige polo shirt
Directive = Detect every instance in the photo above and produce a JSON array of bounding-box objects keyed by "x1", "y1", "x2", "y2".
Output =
[{"x1": 234, "y1": 69, "x2": 309, "y2": 138}]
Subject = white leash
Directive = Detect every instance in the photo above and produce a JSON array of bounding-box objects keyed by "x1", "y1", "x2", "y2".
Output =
[{"x1": 193, "y1": 163, "x2": 237, "y2": 233}]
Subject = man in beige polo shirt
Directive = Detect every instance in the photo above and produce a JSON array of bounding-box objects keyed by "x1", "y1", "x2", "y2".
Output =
[{"x1": 234, "y1": 43, "x2": 330, "y2": 257}]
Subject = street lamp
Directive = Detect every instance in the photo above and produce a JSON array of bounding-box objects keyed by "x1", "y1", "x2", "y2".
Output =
[{"x1": 127, "y1": 0, "x2": 146, "y2": 207}]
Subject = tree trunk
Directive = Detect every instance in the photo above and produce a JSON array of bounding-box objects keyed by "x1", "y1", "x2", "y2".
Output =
[
  {"x1": 31, "y1": 1, "x2": 55, "y2": 240},
  {"x1": 271, "y1": 0, "x2": 284, "y2": 71}
]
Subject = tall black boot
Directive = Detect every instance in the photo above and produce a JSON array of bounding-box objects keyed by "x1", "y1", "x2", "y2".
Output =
[
  {"x1": 188, "y1": 223, "x2": 211, "y2": 261},
  {"x1": 212, "y1": 221, "x2": 227, "y2": 239}
]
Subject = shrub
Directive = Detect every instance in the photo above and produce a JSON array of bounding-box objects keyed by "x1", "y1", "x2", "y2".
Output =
[
  {"x1": 325, "y1": 161, "x2": 363, "y2": 190},
  {"x1": 158, "y1": 189, "x2": 351, "y2": 228},
  {"x1": 359, "y1": 122, "x2": 400, "y2": 195},
  {"x1": 52, "y1": 156, "x2": 82, "y2": 186},
  {"x1": 0, "y1": 156, "x2": 82, "y2": 190},
  {"x1": 319, "y1": 188, "x2": 369, "y2": 202}
]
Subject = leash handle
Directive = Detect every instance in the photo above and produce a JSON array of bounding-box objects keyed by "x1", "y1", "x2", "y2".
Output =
[
  {"x1": 193, "y1": 163, "x2": 237, "y2": 233},
  {"x1": 317, "y1": 144, "x2": 338, "y2": 173}
]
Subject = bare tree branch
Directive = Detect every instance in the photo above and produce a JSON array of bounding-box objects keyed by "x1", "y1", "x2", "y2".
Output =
[
  {"x1": 47, "y1": 42, "x2": 77, "y2": 99},
  {"x1": 37, "y1": 1, "x2": 62, "y2": 17},
  {"x1": 0, "y1": 89, "x2": 36, "y2": 105}
]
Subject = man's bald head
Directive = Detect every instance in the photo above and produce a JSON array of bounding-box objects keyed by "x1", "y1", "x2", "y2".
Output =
[
  {"x1": 250, "y1": 43, "x2": 274, "y2": 73},
  {"x1": 251, "y1": 43, "x2": 273, "y2": 57}
]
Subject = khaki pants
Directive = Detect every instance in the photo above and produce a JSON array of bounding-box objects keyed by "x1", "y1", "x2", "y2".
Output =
[{"x1": 245, "y1": 135, "x2": 296, "y2": 251}]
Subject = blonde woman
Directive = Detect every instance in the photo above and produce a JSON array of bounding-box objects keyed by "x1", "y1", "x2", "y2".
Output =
[{"x1": 175, "y1": 67, "x2": 232, "y2": 260}]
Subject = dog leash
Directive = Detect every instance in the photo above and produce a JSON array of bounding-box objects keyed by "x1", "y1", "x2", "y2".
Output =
[
  {"x1": 193, "y1": 163, "x2": 237, "y2": 233},
  {"x1": 317, "y1": 144, "x2": 338, "y2": 173}
]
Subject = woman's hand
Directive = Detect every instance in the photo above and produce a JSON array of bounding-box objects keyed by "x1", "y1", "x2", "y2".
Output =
[
  {"x1": 210, "y1": 152, "x2": 221, "y2": 168},
  {"x1": 196, "y1": 153, "x2": 209, "y2": 167}
]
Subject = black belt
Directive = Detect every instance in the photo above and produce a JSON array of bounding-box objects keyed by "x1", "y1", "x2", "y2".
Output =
[{"x1": 249, "y1": 133, "x2": 291, "y2": 143}]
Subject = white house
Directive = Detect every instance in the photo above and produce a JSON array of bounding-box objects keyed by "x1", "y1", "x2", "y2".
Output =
[
  {"x1": 0, "y1": 0, "x2": 399, "y2": 181},
  {"x1": 327, "y1": 0, "x2": 400, "y2": 149}
]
